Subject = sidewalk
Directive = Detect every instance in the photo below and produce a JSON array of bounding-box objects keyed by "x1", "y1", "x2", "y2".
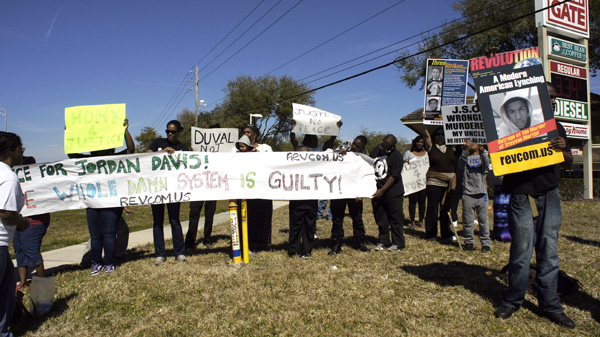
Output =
[{"x1": 20, "y1": 201, "x2": 289, "y2": 273}]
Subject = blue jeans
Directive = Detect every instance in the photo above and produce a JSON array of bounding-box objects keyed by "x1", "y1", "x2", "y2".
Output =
[
  {"x1": 13, "y1": 222, "x2": 49, "y2": 267},
  {"x1": 152, "y1": 203, "x2": 185, "y2": 257},
  {"x1": 87, "y1": 207, "x2": 122, "y2": 266},
  {"x1": 0, "y1": 247, "x2": 15, "y2": 337},
  {"x1": 500, "y1": 187, "x2": 564, "y2": 314},
  {"x1": 317, "y1": 200, "x2": 332, "y2": 219}
]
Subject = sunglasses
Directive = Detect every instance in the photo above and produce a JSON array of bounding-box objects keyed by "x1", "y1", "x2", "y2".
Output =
[{"x1": 166, "y1": 130, "x2": 178, "y2": 134}]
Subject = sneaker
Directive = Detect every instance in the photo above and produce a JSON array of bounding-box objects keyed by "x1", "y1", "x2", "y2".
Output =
[
  {"x1": 452, "y1": 236, "x2": 458, "y2": 242},
  {"x1": 104, "y1": 264, "x2": 115, "y2": 274},
  {"x1": 301, "y1": 253, "x2": 312, "y2": 258},
  {"x1": 155, "y1": 257, "x2": 166, "y2": 266},
  {"x1": 176, "y1": 255, "x2": 187, "y2": 263},
  {"x1": 388, "y1": 245, "x2": 401, "y2": 252},
  {"x1": 90, "y1": 263, "x2": 103, "y2": 276},
  {"x1": 314, "y1": 233, "x2": 318, "y2": 240},
  {"x1": 426, "y1": 237, "x2": 438, "y2": 242},
  {"x1": 464, "y1": 244, "x2": 475, "y2": 251},
  {"x1": 481, "y1": 246, "x2": 491, "y2": 253},
  {"x1": 474, "y1": 219, "x2": 479, "y2": 226},
  {"x1": 374, "y1": 243, "x2": 385, "y2": 251}
]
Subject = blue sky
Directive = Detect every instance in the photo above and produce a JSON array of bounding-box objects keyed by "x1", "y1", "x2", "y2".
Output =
[{"x1": 1, "y1": 0, "x2": 597, "y2": 163}]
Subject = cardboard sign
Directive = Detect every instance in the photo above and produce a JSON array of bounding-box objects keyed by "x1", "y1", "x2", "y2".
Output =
[
  {"x1": 471, "y1": 47, "x2": 563, "y2": 176},
  {"x1": 64, "y1": 104, "x2": 126, "y2": 154},
  {"x1": 292, "y1": 103, "x2": 341, "y2": 136},
  {"x1": 423, "y1": 59, "x2": 470, "y2": 125},
  {"x1": 401, "y1": 155, "x2": 429, "y2": 195},
  {"x1": 191, "y1": 127, "x2": 238, "y2": 152},
  {"x1": 14, "y1": 152, "x2": 376, "y2": 216},
  {"x1": 441, "y1": 104, "x2": 487, "y2": 145}
]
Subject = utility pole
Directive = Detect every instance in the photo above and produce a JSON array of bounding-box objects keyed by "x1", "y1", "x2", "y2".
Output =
[{"x1": 194, "y1": 65, "x2": 199, "y2": 127}]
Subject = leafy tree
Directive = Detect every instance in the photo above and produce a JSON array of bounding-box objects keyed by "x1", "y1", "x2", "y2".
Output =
[
  {"x1": 175, "y1": 108, "x2": 196, "y2": 148},
  {"x1": 396, "y1": 0, "x2": 598, "y2": 89},
  {"x1": 207, "y1": 74, "x2": 316, "y2": 150},
  {"x1": 359, "y1": 127, "x2": 410, "y2": 155},
  {"x1": 134, "y1": 126, "x2": 159, "y2": 152}
]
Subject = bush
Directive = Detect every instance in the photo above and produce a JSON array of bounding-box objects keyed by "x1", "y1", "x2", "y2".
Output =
[{"x1": 486, "y1": 178, "x2": 599, "y2": 201}]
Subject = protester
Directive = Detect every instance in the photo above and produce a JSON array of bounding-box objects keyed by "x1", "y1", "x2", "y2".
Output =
[
  {"x1": 290, "y1": 119, "x2": 342, "y2": 224},
  {"x1": 370, "y1": 135, "x2": 405, "y2": 251},
  {"x1": 186, "y1": 123, "x2": 221, "y2": 250},
  {"x1": 404, "y1": 135, "x2": 428, "y2": 229},
  {"x1": 0, "y1": 131, "x2": 29, "y2": 335},
  {"x1": 147, "y1": 120, "x2": 188, "y2": 265},
  {"x1": 69, "y1": 119, "x2": 134, "y2": 275},
  {"x1": 457, "y1": 141, "x2": 491, "y2": 252},
  {"x1": 288, "y1": 145, "x2": 318, "y2": 258},
  {"x1": 423, "y1": 127, "x2": 456, "y2": 242},
  {"x1": 237, "y1": 126, "x2": 272, "y2": 251},
  {"x1": 328, "y1": 136, "x2": 370, "y2": 254},
  {"x1": 494, "y1": 82, "x2": 575, "y2": 329},
  {"x1": 13, "y1": 156, "x2": 50, "y2": 290},
  {"x1": 185, "y1": 200, "x2": 217, "y2": 249}
]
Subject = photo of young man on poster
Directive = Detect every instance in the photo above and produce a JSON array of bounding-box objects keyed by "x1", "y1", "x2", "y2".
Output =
[
  {"x1": 427, "y1": 82, "x2": 442, "y2": 96},
  {"x1": 493, "y1": 87, "x2": 545, "y2": 139}
]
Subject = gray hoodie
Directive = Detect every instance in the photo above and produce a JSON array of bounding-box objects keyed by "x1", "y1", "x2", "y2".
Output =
[{"x1": 458, "y1": 149, "x2": 490, "y2": 196}]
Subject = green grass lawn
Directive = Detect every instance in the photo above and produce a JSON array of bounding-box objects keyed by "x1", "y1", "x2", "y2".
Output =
[{"x1": 11, "y1": 199, "x2": 600, "y2": 336}]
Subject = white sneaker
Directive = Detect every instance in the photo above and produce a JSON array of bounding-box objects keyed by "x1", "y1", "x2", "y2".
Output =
[
  {"x1": 474, "y1": 219, "x2": 479, "y2": 226},
  {"x1": 452, "y1": 236, "x2": 457, "y2": 242},
  {"x1": 176, "y1": 255, "x2": 187, "y2": 263},
  {"x1": 374, "y1": 243, "x2": 385, "y2": 251},
  {"x1": 155, "y1": 257, "x2": 166, "y2": 266}
]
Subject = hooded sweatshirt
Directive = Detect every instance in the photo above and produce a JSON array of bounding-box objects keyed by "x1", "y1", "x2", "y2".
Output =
[{"x1": 497, "y1": 90, "x2": 544, "y2": 138}]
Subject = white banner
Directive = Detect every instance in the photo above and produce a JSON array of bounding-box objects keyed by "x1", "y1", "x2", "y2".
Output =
[
  {"x1": 292, "y1": 103, "x2": 341, "y2": 136},
  {"x1": 14, "y1": 152, "x2": 376, "y2": 216},
  {"x1": 191, "y1": 127, "x2": 238, "y2": 152},
  {"x1": 441, "y1": 104, "x2": 487, "y2": 145},
  {"x1": 401, "y1": 155, "x2": 429, "y2": 196}
]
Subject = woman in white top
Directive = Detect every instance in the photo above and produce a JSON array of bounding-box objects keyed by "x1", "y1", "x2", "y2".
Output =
[
  {"x1": 0, "y1": 132, "x2": 29, "y2": 335},
  {"x1": 403, "y1": 135, "x2": 428, "y2": 229}
]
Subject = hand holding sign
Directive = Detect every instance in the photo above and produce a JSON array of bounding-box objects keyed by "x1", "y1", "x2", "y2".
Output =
[
  {"x1": 64, "y1": 104, "x2": 127, "y2": 154},
  {"x1": 291, "y1": 103, "x2": 341, "y2": 136}
]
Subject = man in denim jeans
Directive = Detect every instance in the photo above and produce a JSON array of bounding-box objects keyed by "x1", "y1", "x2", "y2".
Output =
[{"x1": 494, "y1": 83, "x2": 575, "y2": 328}]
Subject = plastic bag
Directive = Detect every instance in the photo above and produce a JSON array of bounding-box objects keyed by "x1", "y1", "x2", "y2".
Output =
[{"x1": 29, "y1": 276, "x2": 56, "y2": 316}]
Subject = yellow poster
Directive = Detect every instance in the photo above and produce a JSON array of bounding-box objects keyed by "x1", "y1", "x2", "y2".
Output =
[
  {"x1": 64, "y1": 104, "x2": 126, "y2": 154},
  {"x1": 490, "y1": 141, "x2": 564, "y2": 176}
]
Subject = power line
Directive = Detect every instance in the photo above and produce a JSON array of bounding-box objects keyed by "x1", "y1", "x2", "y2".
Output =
[
  {"x1": 198, "y1": 0, "x2": 304, "y2": 83},
  {"x1": 192, "y1": 0, "x2": 266, "y2": 69},
  {"x1": 267, "y1": 0, "x2": 407, "y2": 75},
  {"x1": 209, "y1": 0, "x2": 530, "y2": 112},
  {"x1": 300, "y1": 0, "x2": 531, "y2": 85},
  {"x1": 208, "y1": 0, "x2": 570, "y2": 121},
  {"x1": 149, "y1": 0, "x2": 269, "y2": 130}
]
